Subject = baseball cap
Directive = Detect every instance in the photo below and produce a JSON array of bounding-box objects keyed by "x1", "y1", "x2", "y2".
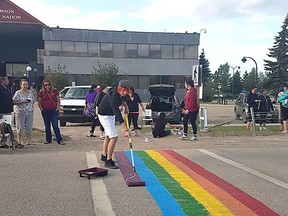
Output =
[
  {"x1": 279, "y1": 86, "x2": 284, "y2": 92},
  {"x1": 118, "y1": 79, "x2": 130, "y2": 89}
]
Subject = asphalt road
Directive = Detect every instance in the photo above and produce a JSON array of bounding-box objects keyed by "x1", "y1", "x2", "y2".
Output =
[{"x1": 0, "y1": 103, "x2": 287, "y2": 215}]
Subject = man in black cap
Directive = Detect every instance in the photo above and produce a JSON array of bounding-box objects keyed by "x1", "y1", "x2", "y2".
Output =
[{"x1": 97, "y1": 79, "x2": 131, "y2": 169}]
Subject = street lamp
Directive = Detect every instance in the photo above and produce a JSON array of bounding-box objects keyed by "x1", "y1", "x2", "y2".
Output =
[
  {"x1": 26, "y1": 65, "x2": 32, "y2": 80},
  {"x1": 33, "y1": 68, "x2": 37, "y2": 89},
  {"x1": 218, "y1": 83, "x2": 222, "y2": 104},
  {"x1": 229, "y1": 65, "x2": 240, "y2": 100},
  {"x1": 241, "y1": 56, "x2": 258, "y2": 85}
]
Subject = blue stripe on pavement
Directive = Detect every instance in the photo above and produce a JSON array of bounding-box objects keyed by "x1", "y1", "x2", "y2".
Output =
[{"x1": 124, "y1": 151, "x2": 185, "y2": 216}]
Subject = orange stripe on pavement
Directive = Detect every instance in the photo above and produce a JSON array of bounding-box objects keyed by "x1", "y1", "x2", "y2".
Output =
[{"x1": 159, "y1": 150, "x2": 257, "y2": 216}]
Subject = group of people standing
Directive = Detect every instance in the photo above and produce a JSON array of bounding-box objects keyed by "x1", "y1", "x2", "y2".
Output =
[
  {"x1": 0, "y1": 76, "x2": 65, "y2": 148},
  {"x1": 152, "y1": 78, "x2": 199, "y2": 141},
  {"x1": 246, "y1": 86, "x2": 274, "y2": 131}
]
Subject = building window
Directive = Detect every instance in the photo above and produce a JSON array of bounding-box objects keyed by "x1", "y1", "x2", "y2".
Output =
[
  {"x1": 126, "y1": 44, "x2": 137, "y2": 58},
  {"x1": 138, "y1": 44, "x2": 149, "y2": 58},
  {"x1": 162, "y1": 45, "x2": 173, "y2": 59},
  {"x1": 100, "y1": 43, "x2": 113, "y2": 58},
  {"x1": 173, "y1": 45, "x2": 184, "y2": 59},
  {"x1": 75, "y1": 42, "x2": 88, "y2": 53},
  {"x1": 150, "y1": 75, "x2": 161, "y2": 85},
  {"x1": 185, "y1": 45, "x2": 197, "y2": 59},
  {"x1": 114, "y1": 43, "x2": 125, "y2": 58},
  {"x1": 62, "y1": 41, "x2": 75, "y2": 52},
  {"x1": 149, "y1": 45, "x2": 161, "y2": 59},
  {"x1": 45, "y1": 41, "x2": 61, "y2": 51},
  {"x1": 161, "y1": 75, "x2": 173, "y2": 85},
  {"x1": 88, "y1": 42, "x2": 99, "y2": 56}
]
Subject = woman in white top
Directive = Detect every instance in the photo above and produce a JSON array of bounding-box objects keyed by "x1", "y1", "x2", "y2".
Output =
[{"x1": 13, "y1": 79, "x2": 35, "y2": 145}]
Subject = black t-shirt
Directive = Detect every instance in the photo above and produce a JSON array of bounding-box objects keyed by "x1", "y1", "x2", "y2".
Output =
[
  {"x1": 98, "y1": 87, "x2": 125, "y2": 124},
  {"x1": 94, "y1": 91, "x2": 106, "y2": 108},
  {"x1": 247, "y1": 92, "x2": 259, "y2": 111},
  {"x1": 0, "y1": 84, "x2": 13, "y2": 113},
  {"x1": 124, "y1": 93, "x2": 142, "y2": 112}
]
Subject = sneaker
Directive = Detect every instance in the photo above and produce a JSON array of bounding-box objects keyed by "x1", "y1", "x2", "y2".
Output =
[
  {"x1": 58, "y1": 141, "x2": 65, "y2": 145},
  {"x1": 105, "y1": 159, "x2": 118, "y2": 169},
  {"x1": 44, "y1": 141, "x2": 52, "y2": 144},
  {"x1": 101, "y1": 154, "x2": 107, "y2": 161},
  {"x1": 181, "y1": 134, "x2": 189, "y2": 140},
  {"x1": 190, "y1": 136, "x2": 197, "y2": 141},
  {"x1": 263, "y1": 127, "x2": 269, "y2": 131},
  {"x1": 99, "y1": 136, "x2": 105, "y2": 140},
  {"x1": 259, "y1": 127, "x2": 263, "y2": 131}
]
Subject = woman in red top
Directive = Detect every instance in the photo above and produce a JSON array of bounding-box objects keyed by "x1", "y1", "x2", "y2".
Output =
[
  {"x1": 38, "y1": 79, "x2": 64, "y2": 145},
  {"x1": 182, "y1": 79, "x2": 199, "y2": 141}
]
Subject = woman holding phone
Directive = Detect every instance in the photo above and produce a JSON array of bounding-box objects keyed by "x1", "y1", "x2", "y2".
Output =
[{"x1": 13, "y1": 79, "x2": 35, "y2": 146}]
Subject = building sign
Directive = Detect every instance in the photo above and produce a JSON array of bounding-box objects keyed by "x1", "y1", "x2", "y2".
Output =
[
  {"x1": 0, "y1": 0, "x2": 44, "y2": 25},
  {"x1": 192, "y1": 65, "x2": 202, "y2": 87},
  {"x1": 0, "y1": 9, "x2": 21, "y2": 20}
]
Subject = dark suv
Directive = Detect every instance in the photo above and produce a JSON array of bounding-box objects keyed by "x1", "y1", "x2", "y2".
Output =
[
  {"x1": 145, "y1": 84, "x2": 181, "y2": 123},
  {"x1": 234, "y1": 92, "x2": 279, "y2": 123}
]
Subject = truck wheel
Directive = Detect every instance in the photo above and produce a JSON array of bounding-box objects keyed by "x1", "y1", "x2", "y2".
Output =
[{"x1": 60, "y1": 120, "x2": 66, "y2": 126}]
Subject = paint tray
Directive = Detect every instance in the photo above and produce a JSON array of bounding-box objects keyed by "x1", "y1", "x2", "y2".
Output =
[{"x1": 78, "y1": 167, "x2": 108, "y2": 179}]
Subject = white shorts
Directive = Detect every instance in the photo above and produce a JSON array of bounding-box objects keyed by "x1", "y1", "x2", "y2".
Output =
[{"x1": 98, "y1": 115, "x2": 118, "y2": 138}]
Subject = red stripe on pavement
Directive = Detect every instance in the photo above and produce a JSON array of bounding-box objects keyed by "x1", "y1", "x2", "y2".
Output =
[
  {"x1": 159, "y1": 150, "x2": 257, "y2": 216},
  {"x1": 164, "y1": 150, "x2": 280, "y2": 216}
]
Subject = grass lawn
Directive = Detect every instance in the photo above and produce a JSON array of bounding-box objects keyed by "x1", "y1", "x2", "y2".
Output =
[{"x1": 140, "y1": 124, "x2": 283, "y2": 137}]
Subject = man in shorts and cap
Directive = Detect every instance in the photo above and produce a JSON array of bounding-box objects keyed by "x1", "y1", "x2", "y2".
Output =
[{"x1": 97, "y1": 79, "x2": 131, "y2": 169}]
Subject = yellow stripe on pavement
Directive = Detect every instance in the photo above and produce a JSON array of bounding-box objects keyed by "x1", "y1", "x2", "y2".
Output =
[{"x1": 146, "y1": 150, "x2": 233, "y2": 216}]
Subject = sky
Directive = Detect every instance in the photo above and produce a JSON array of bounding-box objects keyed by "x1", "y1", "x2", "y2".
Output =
[{"x1": 11, "y1": 0, "x2": 287, "y2": 76}]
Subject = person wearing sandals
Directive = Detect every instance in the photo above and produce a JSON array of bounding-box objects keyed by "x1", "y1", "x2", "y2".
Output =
[
  {"x1": 94, "y1": 85, "x2": 108, "y2": 140},
  {"x1": 124, "y1": 86, "x2": 145, "y2": 136},
  {"x1": 38, "y1": 79, "x2": 65, "y2": 145},
  {"x1": 0, "y1": 76, "x2": 24, "y2": 148},
  {"x1": 84, "y1": 84, "x2": 98, "y2": 137},
  {"x1": 13, "y1": 79, "x2": 35, "y2": 145}
]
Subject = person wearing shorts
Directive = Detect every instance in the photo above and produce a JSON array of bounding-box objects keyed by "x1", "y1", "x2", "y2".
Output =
[{"x1": 98, "y1": 80, "x2": 131, "y2": 169}]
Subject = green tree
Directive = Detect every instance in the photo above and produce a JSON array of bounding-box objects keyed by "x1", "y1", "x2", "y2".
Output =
[
  {"x1": 242, "y1": 68, "x2": 257, "y2": 91},
  {"x1": 264, "y1": 13, "x2": 288, "y2": 90},
  {"x1": 199, "y1": 49, "x2": 211, "y2": 84},
  {"x1": 213, "y1": 63, "x2": 231, "y2": 97},
  {"x1": 44, "y1": 64, "x2": 70, "y2": 90},
  {"x1": 91, "y1": 60, "x2": 119, "y2": 86},
  {"x1": 233, "y1": 71, "x2": 243, "y2": 95},
  {"x1": 202, "y1": 78, "x2": 214, "y2": 102}
]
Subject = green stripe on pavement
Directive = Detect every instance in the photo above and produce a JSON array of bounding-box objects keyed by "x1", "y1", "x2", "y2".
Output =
[{"x1": 137, "y1": 151, "x2": 208, "y2": 216}]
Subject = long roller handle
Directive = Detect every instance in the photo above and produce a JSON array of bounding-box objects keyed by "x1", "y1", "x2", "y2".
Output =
[{"x1": 125, "y1": 114, "x2": 136, "y2": 173}]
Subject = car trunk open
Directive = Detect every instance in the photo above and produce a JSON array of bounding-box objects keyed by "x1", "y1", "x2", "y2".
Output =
[
  {"x1": 148, "y1": 84, "x2": 176, "y2": 96},
  {"x1": 151, "y1": 96, "x2": 173, "y2": 112}
]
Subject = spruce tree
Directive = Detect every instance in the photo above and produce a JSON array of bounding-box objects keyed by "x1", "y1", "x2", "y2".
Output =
[
  {"x1": 264, "y1": 13, "x2": 288, "y2": 89},
  {"x1": 199, "y1": 49, "x2": 211, "y2": 84}
]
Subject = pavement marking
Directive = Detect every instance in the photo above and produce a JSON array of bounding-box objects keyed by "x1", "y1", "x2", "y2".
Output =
[
  {"x1": 146, "y1": 150, "x2": 232, "y2": 215},
  {"x1": 86, "y1": 151, "x2": 115, "y2": 216},
  {"x1": 198, "y1": 149, "x2": 288, "y2": 190}
]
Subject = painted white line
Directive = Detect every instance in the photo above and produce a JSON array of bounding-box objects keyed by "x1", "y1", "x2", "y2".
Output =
[
  {"x1": 86, "y1": 151, "x2": 116, "y2": 216},
  {"x1": 198, "y1": 149, "x2": 288, "y2": 190}
]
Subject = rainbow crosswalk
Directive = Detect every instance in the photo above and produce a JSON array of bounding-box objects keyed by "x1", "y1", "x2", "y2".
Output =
[{"x1": 119, "y1": 150, "x2": 279, "y2": 216}]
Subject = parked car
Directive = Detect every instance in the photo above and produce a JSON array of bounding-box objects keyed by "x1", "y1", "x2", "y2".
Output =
[
  {"x1": 145, "y1": 84, "x2": 181, "y2": 124},
  {"x1": 59, "y1": 86, "x2": 91, "y2": 126},
  {"x1": 59, "y1": 86, "x2": 71, "y2": 99},
  {"x1": 234, "y1": 92, "x2": 279, "y2": 123}
]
